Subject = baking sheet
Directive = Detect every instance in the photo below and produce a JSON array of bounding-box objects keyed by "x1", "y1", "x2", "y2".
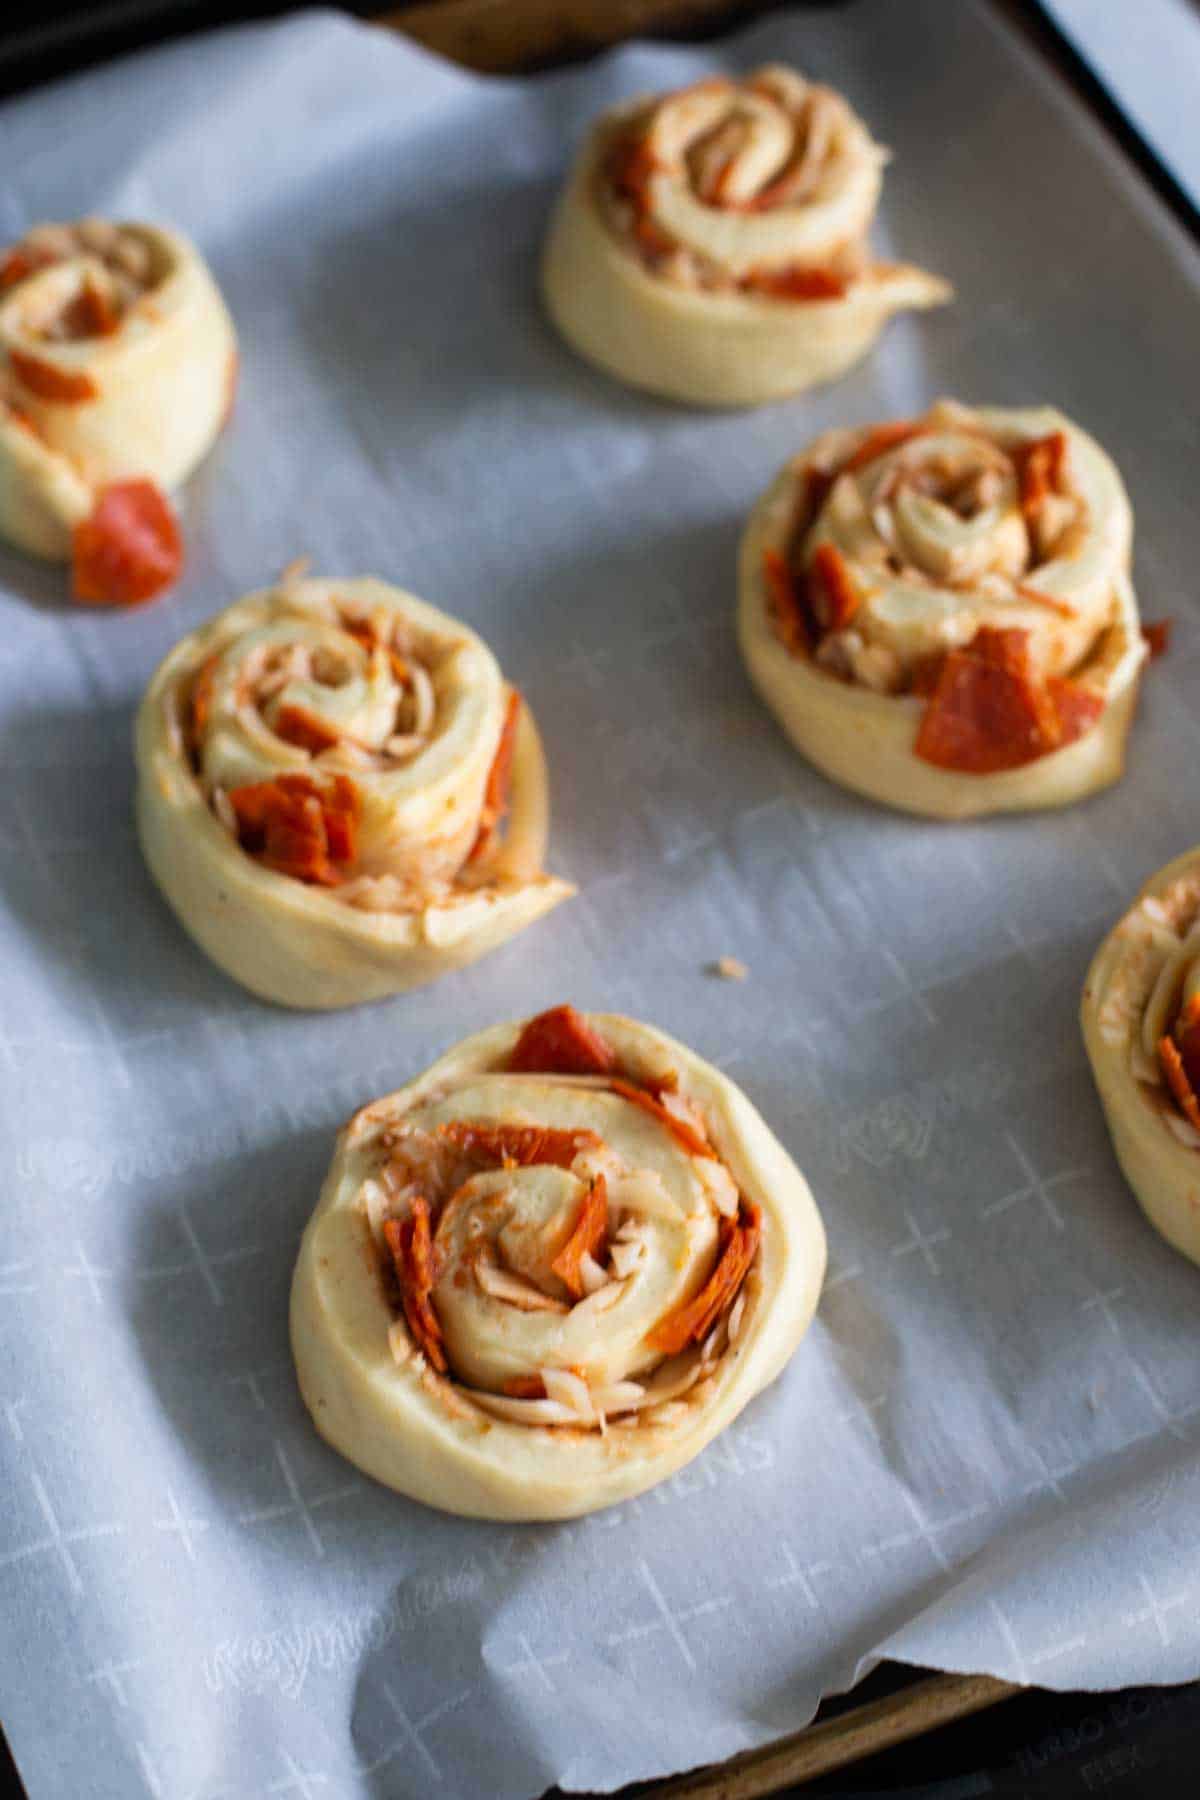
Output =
[{"x1": 1, "y1": 3, "x2": 1199, "y2": 1796}]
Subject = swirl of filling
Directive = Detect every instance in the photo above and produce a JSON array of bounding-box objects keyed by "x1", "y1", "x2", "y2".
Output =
[
  {"x1": 0, "y1": 218, "x2": 236, "y2": 604},
  {"x1": 739, "y1": 400, "x2": 1150, "y2": 818},
  {"x1": 290, "y1": 1006, "x2": 826, "y2": 1519},
  {"x1": 542, "y1": 65, "x2": 950, "y2": 407},
  {"x1": 135, "y1": 572, "x2": 572, "y2": 1008},
  {"x1": 1083, "y1": 851, "x2": 1200, "y2": 1270}
]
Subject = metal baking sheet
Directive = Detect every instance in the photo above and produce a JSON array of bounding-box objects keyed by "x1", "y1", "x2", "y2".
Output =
[{"x1": 1, "y1": 3, "x2": 1199, "y2": 1796}]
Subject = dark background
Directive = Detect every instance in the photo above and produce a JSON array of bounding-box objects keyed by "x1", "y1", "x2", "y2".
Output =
[{"x1": 0, "y1": 2, "x2": 1197, "y2": 1796}]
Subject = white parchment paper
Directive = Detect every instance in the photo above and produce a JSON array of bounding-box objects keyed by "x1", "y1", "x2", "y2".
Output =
[{"x1": 1, "y1": 3, "x2": 1199, "y2": 1796}]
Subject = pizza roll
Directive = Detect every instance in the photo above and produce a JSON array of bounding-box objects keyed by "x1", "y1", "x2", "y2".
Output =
[
  {"x1": 541, "y1": 65, "x2": 950, "y2": 407},
  {"x1": 135, "y1": 572, "x2": 572, "y2": 1008},
  {"x1": 739, "y1": 399, "x2": 1148, "y2": 818},
  {"x1": 291, "y1": 1005, "x2": 826, "y2": 1519},
  {"x1": 0, "y1": 218, "x2": 236, "y2": 604},
  {"x1": 1082, "y1": 850, "x2": 1200, "y2": 1270}
]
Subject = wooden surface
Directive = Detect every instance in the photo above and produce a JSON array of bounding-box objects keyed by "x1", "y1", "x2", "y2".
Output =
[
  {"x1": 382, "y1": 0, "x2": 777, "y2": 72},
  {"x1": 639, "y1": 1674, "x2": 1020, "y2": 1797}
]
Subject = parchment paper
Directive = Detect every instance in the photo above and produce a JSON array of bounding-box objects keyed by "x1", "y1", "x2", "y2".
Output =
[{"x1": 1, "y1": 3, "x2": 1199, "y2": 1796}]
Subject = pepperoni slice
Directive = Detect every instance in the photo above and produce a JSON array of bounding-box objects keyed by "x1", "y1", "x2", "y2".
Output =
[
  {"x1": 1142, "y1": 619, "x2": 1171, "y2": 661},
  {"x1": 645, "y1": 1205, "x2": 760, "y2": 1356},
  {"x1": 227, "y1": 773, "x2": 360, "y2": 886},
  {"x1": 1159, "y1": 1037, "x2": 1200, "y2": 1135},
  {"x1": 744, "y1": 265, "x2": 847, "y2": 301},
  {"x1": 436, "y1": 1122, "x2": 602, "y2": 1171},
  {"x1": 187, "y1": 654, "x2": 220, "y2": 758},
  {"x1": 383, "y1": 1200, "x2": 446, "y2": 1373},
  {"x1": 10, "y1": 349, "x2": 97, "y2": 404},
  {"x1": 272, "y1": 704, "x2": 341, "y2": 755},
  {"x1": 608, "y1": 1077, "x2": 714, "y2": 1159},
  {"x1": 762, "y1": 548, "x2": 811, "y2": 656},
  {"x1": 509, "y1": 1005, "x2": 618, "y2": 1077},
  {"x1": 1017, "y1": 430, "x2": 1068, "y2": 526},
  {"x1": 913, "y1": 625, "x2": 1099, "y2": 774},
  {"x1": 467, "y1": 689, "x2": 522, "y2": 864},
  {"x1": 839, "y1": 420, "x2": 921, "y2": 474},
  {"x1": 806, "y1": 542, "x2": 860, "y2": 633},
  {"x1": 72, "y1": 480, "x2": 182, "y2": 607},
  {"x1": 550, "y1": 1175, "x2": 609, "y2": 1299}
]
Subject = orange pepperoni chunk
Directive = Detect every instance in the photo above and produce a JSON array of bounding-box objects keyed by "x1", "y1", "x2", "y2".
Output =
[
  {"x1": 71, "y1": 480, "x2": 182, "y2": 608},
  {"x1": 806, "y1": 542, "x2": 860, "y2": 633},
  {"x1": 9, "y1": 349, "x2": 97, "y2": 403},
  {"x1": 744, "y1": 265, "x2": 847, "y2": 301},
  {"x1": 383, "y1": 1199, "x2": 447, "y2": 1373},
  {"x1": 227, "y1": 773, "x2": 359, "y2": 886},
  {"x1": 509, "y1": 1005, "x2": 618, "y2": 1077},
  {"x1": 467, "y1": 689, "x2": 522, "y2": 865},
  {"x1": 550, "y1": 1176, "x2": 609, "y2": 1300},
  {"x1": 645, "y1": 1205, "x2": 760, "y2": 1357},
  {"x1": 913, "y1": 626, "x2": 1100, "y2": 774}
]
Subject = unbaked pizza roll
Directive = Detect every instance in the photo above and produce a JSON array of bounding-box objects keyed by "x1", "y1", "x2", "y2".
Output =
[
  {"x1": 291, "y1": 1005, "x2": 826, "y2": 1519},
  {"x1": 739, "y1": 399, "x2": 1148, "y2": 818},
  {"x1": 1082, "y1": 850, "x2": 1200, "y2": 1269},
  {"x1": 0, "y1": 218, "x2": 236, "y2": 604},
  {"x1": 541, "y1": 65, "x2": 950, "y2": 407},
  {"x1": 135, "y1": 571, "x2": 572, "y2": 1008}
]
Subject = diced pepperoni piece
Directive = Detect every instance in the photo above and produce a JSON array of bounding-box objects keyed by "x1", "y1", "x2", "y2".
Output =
[
  {"x1": 188, "y1": 654, "x2": 220, "y2": 756},
  {"x1": 1017, "y1": 431, "x2": 1068, "y2": 525},
  {"x1": 509, "y1": 1004, "x2": 618, "y2": 1077},
  {"x1": 609, "y1": 1077, "x2": 714, "y2": 1159},
  {"x1": 1159, "y1": 1037, "x2": 1200, "y2": 1135},
  {"x1": 227, "y1": 773, "x2": 360, "y2": 885},
  {"x1": 840, "y1": 421, "x2": 920, "y2": 474},
  {"x1": 913, "y1": 625, "x2": 1099, "y2": 774},
  {"x1": 550, "y1": 1175, "x2": 609, "y2": 1300},
  {"x1": 273, "y1": 704, "x2": 341, "y2": 755},
  {"x1": 645, "y1": 1205, "x2": 760, "y2": 1356},
  {"x1": 1176, "y1": 997, "x2": 1200, "y2": 1097},
  {"x1": 762, "y1": 548, "x2": 810, "y2": 656},
  {"x1": 502, "y1": 1374, "x2": 547, "y2": 1399},
  {"x1": 1142, "y1": 619, "x2": 1171, "y2": 661},
  {"x1": 383, "y1": 1199, "x2": 446, "y2": 1372},
  {"x1": 58, "y1": 278, "x2": 119, "y2": 340},
  {"x1": 11, "y1": 349, "x2": 97, "y2": 403},
  {"x1": 467, "y1": 689, "x2": 522, "y2": 864},
  {"x1": 71, "y1": 480, "x2": 182, "y2": 608},
  {"x1": 744, "y1": 264, "x2": 847, "y2": 301},
  {"x1": 806, "y1": 542, "x2": 860, "y2": 633},
  {"x1": 436, "y1": 1122, "x2": 602, "y2": 1170}
]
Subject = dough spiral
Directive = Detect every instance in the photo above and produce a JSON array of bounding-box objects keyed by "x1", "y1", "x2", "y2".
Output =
[
  {"x1": 290, "y1": 1005, "x2": 826, "y2": 1519},
  {"x1": 739, "y1": 399, "x2": 1147, "y2": 817},
  {"x1": 1083, "y1": 850, "x2": 1200, "y2": 1269},
  {"x1": 0, "y1": 218, "x2": 236, "y2": 604},
  {"x1": 542, "y1": 65, "x2": 950, "y2": 407},
  {"x1": 135, "y1": 572, "x2": 572, "y2": 1008}
]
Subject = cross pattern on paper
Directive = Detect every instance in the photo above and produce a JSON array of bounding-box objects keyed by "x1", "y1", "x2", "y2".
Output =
[
  {"x1": 1080, "y1": 1284, "x2": 1196, "y2": 1442},
  {"x1": 65, "y1": 1208, "x2": 260, "y2": 1310},
  {"x1": 360, "y1": 1683, "x2": 472, "y2": 1782},
  {"x1": 982, "y1": 1133, "x2": 1089, "y2": 1233},
  {"x1": 767, "y1": 1544, "x2": 830, "y2": 1609},
  {"x1": 237, "y1": 1440, "x2": 362, "y2": 1557},
  {"x1": 227, "y1": 1364, "x2": 286, "y2": 1412},
  {"x1": 0, "y1": 1468, "x2": 123, "y2": 1597},
  {"x1": 268, "y1": 1750, "x2": 328, "y2": 1796},
  {"x1": 3, "y1": 1398, "x2": 28, "y2": 1442},
  {"x1": 879, "y1": 945, "x2": 938, "y2": 1028},
  {"x1": 498, "y1": 1632, "x2": 570, "y2": 1694},
  {"x1": 87, "y1": 1658, "x2": 143, "y2": 1709},
  {"x1": 859, "y1": 1487, "x2": 989, "y2": 1573},
  {"x1": 835, "y1": 1389, "x2": 887, "y2": 1431},
  {"x1": 823, "y1": 1260, "x2": 862, "y2": 1293},
  {"x1": 607, "y1": 1558, "x2": 733, "y2": 1672},
  {"x1": 154, "y1": 1487, "x2": 210, "y2": 1561},
  {"x1": 1123, "y1": 1571, "x2": 1189, "y2": 1647},
  {"x1": 890, "y1": 1209, "x2": 950, "y2": 1276},
  {"x1": 987, "y1": 1598, "x2": 1087, "y2": 1683},
  {"x1": 1020, "y1": 1437, "x2": 1078, "y2": 1505}
]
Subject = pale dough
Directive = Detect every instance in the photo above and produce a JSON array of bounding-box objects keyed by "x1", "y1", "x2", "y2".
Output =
[
  {"x1": 0, "y1": 222, "x2": 235, "y2": 559},
  {"x1": 135, "y1": 575, "x2": 572, "y2": 1008},
  {"x1": 738, "y1": 400, "x2": 1147, "y2": 818},
  {"x1": 1082, "y1": 850, "x2": 1200, "y2": 1270},
  {"x1": 542, "y1": 67, "x2": 950, "y2": 408},
  {"x1": 291, "y1": 1013, "x2": 827, "y2": 1520}
]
